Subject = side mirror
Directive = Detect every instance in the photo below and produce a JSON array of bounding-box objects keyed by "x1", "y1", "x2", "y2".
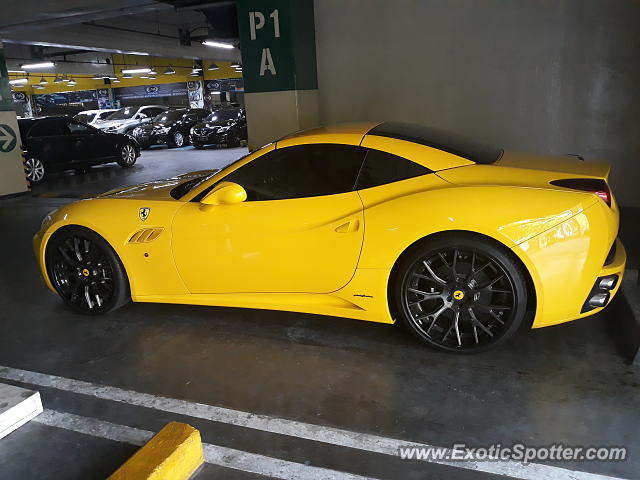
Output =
[{"x1": 201, "y1": 182, "x2": 247, "y2": 206}]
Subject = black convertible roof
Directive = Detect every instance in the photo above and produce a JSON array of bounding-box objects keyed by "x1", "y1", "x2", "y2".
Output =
[{"x1": 368, "y1": 122, "x2": 503, "y2": 164}]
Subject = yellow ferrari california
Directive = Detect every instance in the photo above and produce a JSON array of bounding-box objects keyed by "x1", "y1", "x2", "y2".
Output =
[{"x1": 33, "y1": 122, "x2": 626, "y2": 352}]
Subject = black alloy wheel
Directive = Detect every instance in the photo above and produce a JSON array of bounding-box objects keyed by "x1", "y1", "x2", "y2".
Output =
[
  {"x1": 46, "y1": 227, "x2": 130, "y2": 315},
  {"x1": 395, "y1": 235, "x2": 527, "y2": 353}
]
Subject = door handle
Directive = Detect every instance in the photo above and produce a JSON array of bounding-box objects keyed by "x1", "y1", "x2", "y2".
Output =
[{"x1": 335, "y1": 219, "x2": 360, "y2": 233}]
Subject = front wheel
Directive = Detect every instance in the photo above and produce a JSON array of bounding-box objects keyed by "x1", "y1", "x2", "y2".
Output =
[
  {"x1": 169, "y1": 131, "x2": 186, "y2": 148},
  {"x1": 45, "y1": 227, "x2": 130, "y2": 315},
  {"x1": 393, "y1": 235, "x2": 528, "y2": 353},
  {"x1": 24, "y1": 157, "x2": 46, "y2": 184},
  {"x1": 117, "y1": 143, "x2": 137, "y2": 167}
]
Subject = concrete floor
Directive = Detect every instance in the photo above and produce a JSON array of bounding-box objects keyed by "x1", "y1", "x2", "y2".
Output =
[{"x1": 0, "y1": 145, "x2": 638, "y2": 479}]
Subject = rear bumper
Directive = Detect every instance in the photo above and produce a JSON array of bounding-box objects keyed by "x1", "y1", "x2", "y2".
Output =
[{"x1": 513, "y1": 199, "x2": 625, "y2": 328}]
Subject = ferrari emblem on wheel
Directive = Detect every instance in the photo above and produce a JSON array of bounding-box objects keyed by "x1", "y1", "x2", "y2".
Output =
[
  {"x1": 139, "y1": 207, "x2": 150, "y2": 221},
  {"x1": 453, "y1": 290, "x2": 465, "y2": 300}
]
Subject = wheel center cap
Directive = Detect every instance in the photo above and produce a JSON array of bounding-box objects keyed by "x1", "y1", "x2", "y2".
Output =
[
  {"x1": 453, "y1": 289, "x2": 465, "y2": 301},
  {"x1": 82, "y1": 268, "x2": 90, "y2": 277}
]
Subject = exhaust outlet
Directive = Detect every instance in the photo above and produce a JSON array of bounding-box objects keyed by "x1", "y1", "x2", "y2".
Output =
[{"x1": 588, "y1": 292, "x2": 610, "y2": 308}]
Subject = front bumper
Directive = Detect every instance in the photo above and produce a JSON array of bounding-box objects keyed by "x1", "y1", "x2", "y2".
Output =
[
  {"x1": 134, "y1": 131, "x2": 169, "y2": 146},
  {"x1": 190, "y1": 130, "x2": 231, "y2": 146}
]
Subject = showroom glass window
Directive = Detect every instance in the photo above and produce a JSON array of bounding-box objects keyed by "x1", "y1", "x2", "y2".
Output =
[
  {"x1": 356, "y1": 149, "x2": 431, "y2": 189},
  {"x1": 222, "y1": 144, "x2": 366, "y2": 201}
]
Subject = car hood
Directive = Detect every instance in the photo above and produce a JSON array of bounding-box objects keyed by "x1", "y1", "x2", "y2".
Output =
[
  {"x1": 100, "y1": 118, "x2": 137, "y2": 129},
  {"x1": 194, "y1": 121, "x2": 233, "y2": 129},
  {"x1": 98, "y1": 170, "x2": 217, "y2": 200}
]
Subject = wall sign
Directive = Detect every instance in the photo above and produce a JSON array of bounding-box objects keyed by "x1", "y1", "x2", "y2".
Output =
[
  {"x1": 113, "y1": 82, "x2": 187, "y2": 100},
  {"x1": 236, "y1": 0, "x2": 317, "y2": 93}
]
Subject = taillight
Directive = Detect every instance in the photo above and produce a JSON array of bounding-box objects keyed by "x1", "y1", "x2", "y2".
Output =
[{"x1": 550, "y1": 178, "x2": 612, "y2": 207}]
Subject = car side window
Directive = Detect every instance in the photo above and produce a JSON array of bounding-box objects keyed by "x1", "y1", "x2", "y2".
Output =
[
  {"x1": 67, "y1": 121, "x2": 93, "y2": 134},
  {"x1": 356, "y1": 149, "x2": 432, "y2": 190},
  {"x1": 28, "y1": 119, "x2": 69, "y2": 137},
  {"x1": 222, "y1": 144, "x2": 367, "y2": 201},
  {"x1": 98, "y1": 111, "x2": 112, "y2": 120},
  {"x1": 145, "y1": 107, "x2": 164, "y2": 117}
]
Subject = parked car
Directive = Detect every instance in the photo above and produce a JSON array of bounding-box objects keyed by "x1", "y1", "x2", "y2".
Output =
[
  {"x1": 132, "y1": 108, "x2": 210, "y2": 149},
  {"x1": 33, "y1": 121, "x2": 625, "y2": 353},
  {"x1": 190, "y1": 108, "x2": 247, "y2": 148},
  {"x1": 98, "y1": 105, "x2": 166, "y2": 135},
  {"x1": 73, "y1": 109, "x2": 118, "y2": 127},
  {"x1": 18, "y1": 116, "x2": 141, "y2": 184}
]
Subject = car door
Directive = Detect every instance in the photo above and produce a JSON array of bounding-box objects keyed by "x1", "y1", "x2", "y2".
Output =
[
  {"x1": 171, "y1": 143, "x2": 367, "y2": 294},
  {"x1": 26, "y1": 118, "x2": 76, "y2": 168},
  {"x1": 65, "y1": 119, "x2": 112, "y2": 164}
]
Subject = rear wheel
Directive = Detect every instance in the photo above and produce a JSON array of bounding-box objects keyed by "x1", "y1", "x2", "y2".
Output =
[
  {"x1": 394, "y1": 235, "x2": 527, "y2": 353},
  {"x1": 117, "y1": 143, "x2": 137, "y2": 167},
  {"x1": 46, "y1": 227, "x2": 130, "y2": 315},
  {"x1": 24, "y1": 157, "x2": 46, "y2": 183}
]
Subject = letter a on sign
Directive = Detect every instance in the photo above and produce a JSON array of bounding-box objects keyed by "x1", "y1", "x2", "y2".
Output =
[{"x1": 260, "y1": 48, "x2": 276, "y2": 76}]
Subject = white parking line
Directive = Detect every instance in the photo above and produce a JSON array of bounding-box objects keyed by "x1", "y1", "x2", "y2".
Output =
[
  {"x1": 34, "y1": 409, "x2": 376, "y2": 480},
  {"x1": 0, "y1": 365, "x2": 628, "y2": 480}
]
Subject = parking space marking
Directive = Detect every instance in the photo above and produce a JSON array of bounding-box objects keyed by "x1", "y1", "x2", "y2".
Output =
[
  {"x1": 0, "y1": 365, "x2": 628, "y2": 480},
  {"x1": 34, "y1": 409, "x2": 376, "y2": 480}
]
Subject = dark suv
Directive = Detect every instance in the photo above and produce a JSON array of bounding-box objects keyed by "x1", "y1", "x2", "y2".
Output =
[
  {"x1": 18, "y1": 116, "x2": 140, "y2": 184},
  {"x1": 132, "y1": 108, "x2": 210, "y2": 149},
  {"x1": 190, "y1": 108, "x2": 247, "y2": 148}
]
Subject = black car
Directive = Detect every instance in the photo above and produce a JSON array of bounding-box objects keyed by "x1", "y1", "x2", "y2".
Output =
[
  {"x1": 132, "y1": 108, "x2": 210, "y2": 149},
  {"x1": 190, "y1": 108, "x2": 247, "y2": 148},
  {"x1": 18, "y1": 116, "x2": 141, "y2": 184}
]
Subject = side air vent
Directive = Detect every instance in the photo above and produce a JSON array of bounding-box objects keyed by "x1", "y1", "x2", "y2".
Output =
[{"x1": 129, "y1": 228, "x2": 163, "y2": 243}]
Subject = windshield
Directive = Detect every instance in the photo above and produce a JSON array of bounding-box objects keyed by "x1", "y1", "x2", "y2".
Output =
[
  {"x1": 74, "y1": 113, "x2": 93, "y2": 123},
  {"x1": 205, "y1": 110, "x2": 239, "y2": 122},
  {"x1": 153, "y1": 110, "x2": 185, "y2": 122},
  {"x1": 106, "y1": 107, "x2": 137, "y2": 120}
]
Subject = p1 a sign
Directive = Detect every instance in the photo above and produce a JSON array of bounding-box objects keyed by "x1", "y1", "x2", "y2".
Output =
[{"x1": 236, "y1": 0, "x2": 317, "y2": 93}]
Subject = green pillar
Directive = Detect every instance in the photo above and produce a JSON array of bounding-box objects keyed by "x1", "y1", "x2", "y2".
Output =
[
  {"x1": 236, "y1": 0, "x2": 319, "y2": 149},
  {"x1": 0, "y1": 44, "x2": 29, "y2": 196}
]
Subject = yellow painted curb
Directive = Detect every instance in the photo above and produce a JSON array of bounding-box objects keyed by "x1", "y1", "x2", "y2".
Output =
[{"x1": 108, "y1": 422, "x2": 204, "y2": 480}]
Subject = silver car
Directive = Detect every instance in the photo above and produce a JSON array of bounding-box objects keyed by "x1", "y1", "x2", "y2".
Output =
[
  {"x1": 98, "y1": 105, "x2": 166, "y2": 135},
  {"x1": 73, "y1": 109, "x2": 118, "y2": 127}
]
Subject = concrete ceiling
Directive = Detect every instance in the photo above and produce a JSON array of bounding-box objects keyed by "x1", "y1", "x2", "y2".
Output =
[{"x1": 0, "y1": 0, "x2": 240, "y2": 62}]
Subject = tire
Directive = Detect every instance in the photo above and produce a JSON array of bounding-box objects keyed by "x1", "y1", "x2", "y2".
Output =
[
  {"x1": 393, "y1": 234, "x2": 528, "y2": 353},
  {"x1": 117, "y1": 143, "x2": 137, "y2": 167},
  {"x1": 169, "y1": 131, "x2": 186, "y2": 148},
  {"x1": 45, "y1": 226, "x2": 130, "y2": 315},
  {"x1": 24, "y1": 157, "x2": 46, "y2": 184}
]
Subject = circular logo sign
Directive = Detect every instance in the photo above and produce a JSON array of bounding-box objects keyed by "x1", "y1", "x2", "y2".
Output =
[
  {"x1": 0, "y1": 124, "x2": 17, "y2": 153},
  {"x1": 453, "y1": 290, "x2": 465, "y2": 301}
]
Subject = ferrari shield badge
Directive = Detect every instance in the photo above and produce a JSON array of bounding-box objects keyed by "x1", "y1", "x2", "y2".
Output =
[{"x1": 139, "y1": 207, "x2": 150, "y2": 221}]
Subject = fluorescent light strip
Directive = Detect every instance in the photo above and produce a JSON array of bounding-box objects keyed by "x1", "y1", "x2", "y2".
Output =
[
  {"x1": 202, "y1": 40, "x2": 234, "y2": 49},
  {"x1": 21, "y1": 61, "x2": 55, "y2": 69},
  {"x1": 121, "y1": 67, "x2": 151, "y2": 74},
  {"x1": 9, "y1": 78, "x2": 28, "y2": 85}
]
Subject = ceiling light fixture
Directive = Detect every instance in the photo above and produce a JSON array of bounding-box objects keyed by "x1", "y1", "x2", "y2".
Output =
[
  {"x1": 202, "y1": 40, "x2": 234, "y2": 49},
  {"x1": 208, "y1": 62, "x2": 219, "y2": 71},
  {"x1": 230, "y1": 62, "x2": 240, "y2": 68},
  {"x1": 8, "y1": 70, "x2": 27, "y2": 74},
  {"x1": 164, "y1": 66, "x2": 176, "y2": 75},
  {"x1": 8, "y1": 78, "x2": 28, "y2": 85},
  {"x1": 67, "y1": 80, "x2": 77, "y2": 86},
  {"x1": 122, "y1": 73, "x2": 133, "y2": 79},
  {"x1": 121, "y1": 67, "x2": 151, "y2": 74},
  {"x1": 20, "y1": 61, "x2": 55, "y2": 69},
  {"x1": 112, "y1": 78, "x2": 121, "y2": 83},
  {"x1": 39, "y1": 76, "x2": 48, "y2": 85},
  {"x1": 53, "y1": 76, "x2": 64, "y2": 83}
]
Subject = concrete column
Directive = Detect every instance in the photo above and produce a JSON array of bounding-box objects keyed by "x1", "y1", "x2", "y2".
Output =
[
  {"x1": 0, "y1": 44, "x2": 29, "y2": 197},
  {"x1": 236, "y1": 0, "x2": 319, "y2": 150}
]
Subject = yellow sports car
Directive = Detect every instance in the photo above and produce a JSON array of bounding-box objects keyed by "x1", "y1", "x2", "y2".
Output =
[{"x1": 33, "y1": 122, "x2": 626, "y2": 352}]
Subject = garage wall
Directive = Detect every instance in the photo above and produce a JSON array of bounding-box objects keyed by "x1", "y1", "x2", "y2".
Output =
[{"x1": 313, "y1": 0, "x2": 640, "y2": 207}]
